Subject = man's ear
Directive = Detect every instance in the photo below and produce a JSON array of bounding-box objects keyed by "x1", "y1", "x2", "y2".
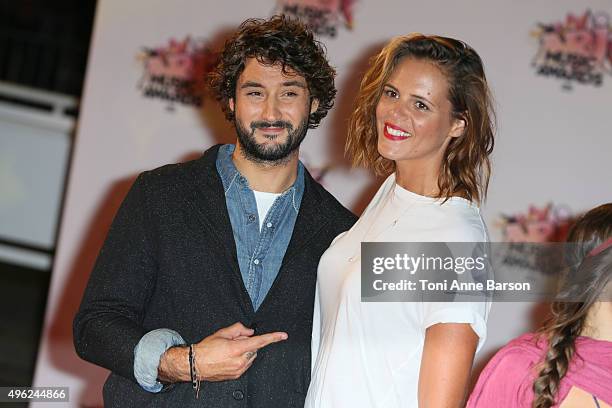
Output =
[
  {"x1": 229, "y1": 98, "x2": 235, "y2": 113},
  {"x1": 310, "y1": 98, "x2": 319, "y2": 115},
  {"x1": 449, "y1": 115, "x2": 467, "y2": 138}
]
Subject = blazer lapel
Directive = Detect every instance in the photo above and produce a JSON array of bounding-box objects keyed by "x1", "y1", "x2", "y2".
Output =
[
  {"x1": 254, "y1": 171, "x2": 330, "y2": 316},
  {"x1": 280, "y1": 173, "x2": 329, "y2": 267},
  {"x1": 183, "y1": 144, "x2": 254, "y2": 316}
]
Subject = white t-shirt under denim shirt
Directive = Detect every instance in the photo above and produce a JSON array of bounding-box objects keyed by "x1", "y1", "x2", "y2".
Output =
[
  {"x1": 253, "y1": 190, "x2": 281, "y2": 231},
  {"x1": 305, "y1": 174, "x2": 490, "y2": 408}
]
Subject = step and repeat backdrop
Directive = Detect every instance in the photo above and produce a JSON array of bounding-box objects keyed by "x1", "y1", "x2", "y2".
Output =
[{"x1": 33, "y1": 0, "x2": 612, "y2": 406}]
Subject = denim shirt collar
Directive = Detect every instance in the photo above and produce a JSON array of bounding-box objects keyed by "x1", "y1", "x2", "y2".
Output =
[{"x1": 216, "y1": 144, "x2": 305, "y2": 212}]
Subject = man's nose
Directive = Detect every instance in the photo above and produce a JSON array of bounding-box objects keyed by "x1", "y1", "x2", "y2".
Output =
[{"x1": 261, "y1": 97, "x2": 281, "y2": 122}]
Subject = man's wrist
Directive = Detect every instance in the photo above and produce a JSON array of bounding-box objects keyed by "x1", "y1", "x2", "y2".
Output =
[
  {"x1": 133, "y1": 328, "x2": 186, "y2": 392},
  {"x1": 158, "y1": 345, "x2": 191, "y2": 383}
]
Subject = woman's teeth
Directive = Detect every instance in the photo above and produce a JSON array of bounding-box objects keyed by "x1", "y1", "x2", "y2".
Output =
[{"x1": 386, "y1": 126, "x2": 410, "y2": 137}]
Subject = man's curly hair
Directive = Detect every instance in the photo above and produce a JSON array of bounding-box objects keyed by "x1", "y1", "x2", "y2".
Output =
[{"x1": 208, "y1": 15, "x2": 336, "y2": 129}]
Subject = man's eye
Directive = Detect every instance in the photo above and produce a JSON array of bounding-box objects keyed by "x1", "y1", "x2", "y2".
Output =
[
  {"x1": 281, "y1": 89, "x2": 300, "y2": 98},
  {"x1": 247, "y1": 91, "x2": 262, "y2": 97}
]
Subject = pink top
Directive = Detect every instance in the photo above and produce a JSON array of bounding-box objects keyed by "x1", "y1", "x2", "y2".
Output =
[{"x1": 467, "y1": 333, "x2": 612, "y2": 407}]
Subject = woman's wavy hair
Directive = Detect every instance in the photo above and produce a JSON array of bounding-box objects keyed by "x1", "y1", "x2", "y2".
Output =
[
  {"x1": 532, "y1": 203, "x2": 612, "y2": 408},
  {"x1": 346, "y1": 34, "x2": 495, "y2": 204},
  {"x1": 208, "y1": 15, "x2": 336, "y2": 129}
]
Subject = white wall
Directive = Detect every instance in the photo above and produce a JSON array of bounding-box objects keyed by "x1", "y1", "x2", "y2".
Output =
[{"x1": 33, "y1": 0, "x2": 612, "y2": 406}]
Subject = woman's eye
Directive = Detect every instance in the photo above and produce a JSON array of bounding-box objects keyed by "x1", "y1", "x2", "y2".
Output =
[
  {"x1": 384, "y1": 89, "x2": 398, "y2": 98},
  {"x1": 415, "y1": 101, "x2": 429, "y2": 110}
]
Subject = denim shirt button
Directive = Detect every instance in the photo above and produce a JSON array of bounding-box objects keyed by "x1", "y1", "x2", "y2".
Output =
[
  {"x1": 266, "y1": 222, "x2": 273, "y2": 228},
  {"x1": 253, "y1": 259, "x2": 260, "y2": 265},
  {"x1": 247, "y1": 214, "x2": 256, "y2": 223}
]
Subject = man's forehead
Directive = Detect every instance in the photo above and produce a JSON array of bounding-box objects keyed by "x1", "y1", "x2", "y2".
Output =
[{"x1": 238, "y1": 57, "x2": 306, "y2": 85}]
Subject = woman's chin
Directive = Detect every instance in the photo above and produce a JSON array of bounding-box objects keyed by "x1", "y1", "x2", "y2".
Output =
[{"x1": 378, "y1": 142, "x2": 405, "y2": 163}]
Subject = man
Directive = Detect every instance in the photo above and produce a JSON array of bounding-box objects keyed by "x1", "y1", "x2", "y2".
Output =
[{"x1": 73, "y1": 16, "x2": 356, "y2": 407}]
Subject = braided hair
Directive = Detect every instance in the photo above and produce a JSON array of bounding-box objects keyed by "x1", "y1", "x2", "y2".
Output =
[{"x1": 532, "y1": 203, "x2": 612, "y2": 408}]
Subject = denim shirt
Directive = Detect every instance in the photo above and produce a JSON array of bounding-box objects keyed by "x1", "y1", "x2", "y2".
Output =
[
  {"x1": 216, "y1": 143, "x2": 304, "y2": 311},
  {"x1": 133, "y1": 144, "x2": 305, "y2": 392}
]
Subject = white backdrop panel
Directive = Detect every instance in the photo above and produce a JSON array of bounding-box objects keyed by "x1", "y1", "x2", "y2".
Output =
[{"x1": 33, "y1": 1, "x2": 612, "y2": 406}]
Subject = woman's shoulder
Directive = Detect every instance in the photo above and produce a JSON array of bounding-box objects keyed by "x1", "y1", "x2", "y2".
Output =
[
  {"x1": 481, "y1": 333, "x2": 546, "y2": 382},
  {"x1": 467, "y1": 333, "x2": 543, "y2": 407},
  {"x1": 354, "y1": 174, "x2": 399, "y2": 222},
  {"x1": 502, "y1": 332, "x2": 546, "y2": 357},
  {"x1": 424, "y1": 206, "x2": 488, "y2": 242}
]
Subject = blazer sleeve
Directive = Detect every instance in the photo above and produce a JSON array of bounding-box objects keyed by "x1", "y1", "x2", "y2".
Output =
[{"x1": 73, "y1": 172, "x2": 158, "y2": 383}]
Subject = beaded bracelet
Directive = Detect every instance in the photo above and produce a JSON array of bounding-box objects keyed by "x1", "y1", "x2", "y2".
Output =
[{"x1": 189, "y1": 344, "x2": 201, "y2": 398}]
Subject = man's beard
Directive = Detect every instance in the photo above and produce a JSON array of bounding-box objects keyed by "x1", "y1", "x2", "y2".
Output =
[{"x1": 235, "y1": 117, "x2": 309, "y2": 165}]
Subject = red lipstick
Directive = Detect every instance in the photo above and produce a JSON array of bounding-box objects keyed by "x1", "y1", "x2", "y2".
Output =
[{"x1": 383, "y1": 122, "x2": 411, "y2": 141}]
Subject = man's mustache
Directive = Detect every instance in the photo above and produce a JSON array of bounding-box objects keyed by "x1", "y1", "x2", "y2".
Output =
[{"x1": 250, "y1": 121, "x2": 293, "y2": 131}]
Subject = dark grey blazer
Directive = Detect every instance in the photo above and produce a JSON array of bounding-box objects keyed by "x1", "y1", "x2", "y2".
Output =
[{"x1": 73, "y1": 144, "x2": 357, "y2": 407}]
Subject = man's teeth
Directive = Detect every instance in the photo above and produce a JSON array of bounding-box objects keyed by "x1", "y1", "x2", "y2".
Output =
[{"x1": 386, "y1": 126, "x2": 410, "y2": 137}]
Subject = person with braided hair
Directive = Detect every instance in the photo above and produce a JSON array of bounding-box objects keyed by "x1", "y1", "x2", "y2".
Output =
[{"x1": 468, "y1": 203, "x2": 612, "y2": 408}]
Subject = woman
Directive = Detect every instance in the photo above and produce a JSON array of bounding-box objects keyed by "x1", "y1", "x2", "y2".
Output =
[
  {"x1": 468, "y1": 204, "x2": 612, "y2": 408},
  {"x1": 305, "y1": 34, "x2": 495, "y2": 407}
]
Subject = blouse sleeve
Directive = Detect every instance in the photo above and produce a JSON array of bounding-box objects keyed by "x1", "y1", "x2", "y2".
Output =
[{"x1": 421, "y1": 301, "x2": 489, "y2": 351}]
